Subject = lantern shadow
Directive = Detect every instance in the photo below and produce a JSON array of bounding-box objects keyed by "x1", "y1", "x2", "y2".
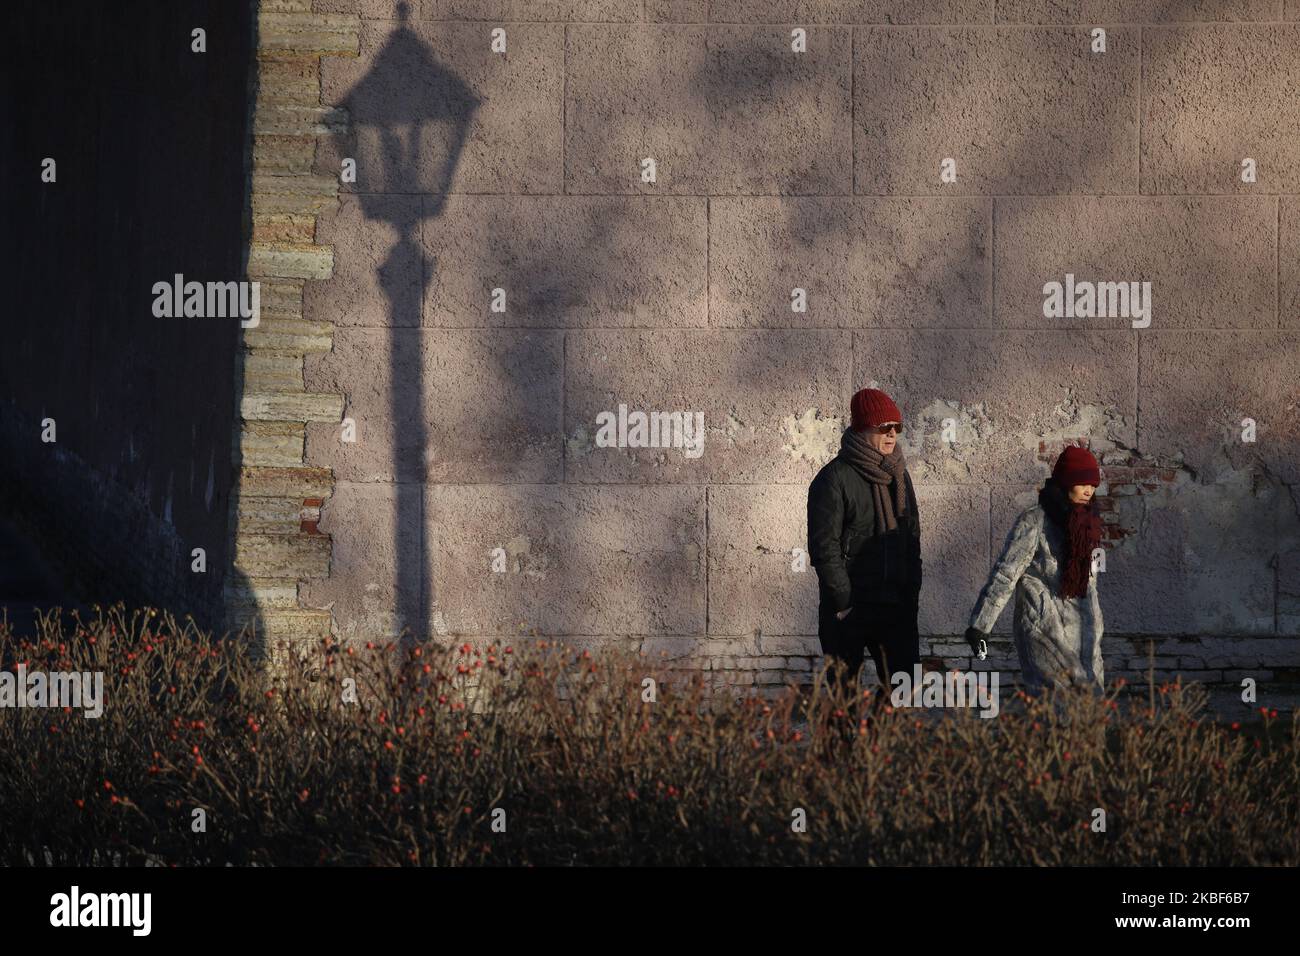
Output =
[{"x1": 330, "y1": 2, "x2": 480, "y2": 643}]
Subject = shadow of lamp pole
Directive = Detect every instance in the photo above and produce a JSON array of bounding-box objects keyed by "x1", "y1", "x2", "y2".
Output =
[{"x1": 341, "y1": 1, "x2": 480, "y2": 644}]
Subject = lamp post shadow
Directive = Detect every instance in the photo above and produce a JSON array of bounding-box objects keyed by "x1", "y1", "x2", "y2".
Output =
[{"x1": 336, "y1": 1, "x2": 480, "y2": 645}]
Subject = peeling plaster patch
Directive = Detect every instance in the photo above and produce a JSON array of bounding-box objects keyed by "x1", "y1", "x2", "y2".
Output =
[
  {"x1": 710, "y1": 408, "x2": 753, "y2": 451},
  {"x1": 1202, "y1": 411, "x2": 1295, "y2": 486},
  {"x1": 1029, "y1": 396, "x2": 1130, "y2": 456},
  {"x1": 329, "y1": 582, "x2": 404, "y2": 643},
  {"x1": 334, "y1": 584, "x2": 449, "y2": 644},
  {"x1": 427, "y1": 606, "x2": 449, "y2": 637},
  {"x1": 897, "y1": 399, "x2": 996, "y2": 481},
  {"x1": 780, "y1": 407, "x2": 842, "y2": 465},
  {"x1": 906, "y1": 398, "x2": 996, "y2": 454},
  {"x1": 506, "y1": 534, "x2": 550, "y2": 579},
  {"x1": 566, "y1": 424, "x2": 592, "y2": 459}
]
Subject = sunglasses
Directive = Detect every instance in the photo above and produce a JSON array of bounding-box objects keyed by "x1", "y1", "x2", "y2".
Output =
[{"x1": 868, "y1": 422, "x2": 903, "y2": 435}]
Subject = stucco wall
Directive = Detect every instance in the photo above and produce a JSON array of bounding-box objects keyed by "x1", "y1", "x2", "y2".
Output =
[{"x1": 290, "y1": 0, "x2": 1300, "y2": 700}]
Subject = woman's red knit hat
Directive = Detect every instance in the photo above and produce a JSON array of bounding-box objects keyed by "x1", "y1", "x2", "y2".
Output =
[
  {"x1": 850, "y1": 388, "x2": 902, "y2": 432},
  {"x1": 1052, "y1": 445, "x2": 1101, "y2": 488}
]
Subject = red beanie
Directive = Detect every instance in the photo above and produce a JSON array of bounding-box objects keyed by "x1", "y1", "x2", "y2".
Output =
[
  {"x1": 850, "y1": 388, "x2": 902, "y2": 432},
  {"x1": 1052, "y1": 445, "x2": 1101, "y2": 489}
]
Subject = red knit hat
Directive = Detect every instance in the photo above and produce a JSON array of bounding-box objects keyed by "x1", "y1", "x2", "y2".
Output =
[
  {"x1": 850, "y1": 388, "x2": 902, "y2": 432},
  {"x1": 1052, "y1": 445, "x2": 1101, "y2": 489}
]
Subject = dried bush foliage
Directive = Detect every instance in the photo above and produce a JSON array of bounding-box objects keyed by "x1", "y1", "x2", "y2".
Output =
[{"x1": 0, "y1": 605, "x2": 1295, "y2": 866}]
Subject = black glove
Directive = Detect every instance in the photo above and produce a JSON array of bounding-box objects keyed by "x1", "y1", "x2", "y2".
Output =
[{"x1": 964, "y1": 626, "x2": 988, "y2": 658}]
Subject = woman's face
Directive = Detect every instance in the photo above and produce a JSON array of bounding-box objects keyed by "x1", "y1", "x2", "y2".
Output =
[{"x1": 1069, "y1": 484, "x2": 1095, "y2": 505}]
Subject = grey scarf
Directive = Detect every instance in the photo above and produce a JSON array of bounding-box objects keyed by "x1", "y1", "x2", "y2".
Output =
[{"x1": 839, "y1": 428, "x2": 908, "y2": 532}]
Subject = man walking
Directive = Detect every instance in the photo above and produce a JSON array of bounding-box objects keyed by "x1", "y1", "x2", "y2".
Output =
[{"x1": 807, "y1": 388, "x2": 922, "y2": 731}]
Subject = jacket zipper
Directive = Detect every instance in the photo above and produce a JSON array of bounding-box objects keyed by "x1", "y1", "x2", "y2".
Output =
[{"x1": 883, "y1": 532, "x2": 889, "y2": 590}]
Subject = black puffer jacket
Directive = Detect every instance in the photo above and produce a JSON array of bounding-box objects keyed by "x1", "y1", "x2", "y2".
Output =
[{"x1": 807, "y1": 457, "x2": 922, "y2": 615}]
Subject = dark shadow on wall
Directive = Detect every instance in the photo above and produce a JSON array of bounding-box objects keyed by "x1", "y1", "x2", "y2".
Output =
[
  {"x1": 224, "y1": 5, "x2": 263, "y2": 651},
  {"x1": 329, "y1": 1, "x2": 480, "y2": 640},
  {"x1": 0, "y1": 0, "x2": 254, "y2": 634}
]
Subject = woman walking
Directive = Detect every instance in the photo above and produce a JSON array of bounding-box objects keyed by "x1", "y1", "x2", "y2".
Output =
[{"x1": 965, "y1": 446, "x2": 1105, "y2": 694}]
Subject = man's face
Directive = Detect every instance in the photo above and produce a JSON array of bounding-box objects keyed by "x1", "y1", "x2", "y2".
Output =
[
  {"x1": 1069, "y1": 483, "x2": 1095, "y2": 505},
  {"x1": 865, "y1": 423, "x2": 900, "y2": 454}
]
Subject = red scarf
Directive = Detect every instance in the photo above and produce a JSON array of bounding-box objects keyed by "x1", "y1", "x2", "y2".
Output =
[{"x1": 1038, "y1": 481, "x2": 1101, "y2": 599}]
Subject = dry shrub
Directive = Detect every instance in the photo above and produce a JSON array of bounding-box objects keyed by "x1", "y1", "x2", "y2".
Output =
[{"x1": 0, "y1": 604, "x2": 1295, "y2": 866}]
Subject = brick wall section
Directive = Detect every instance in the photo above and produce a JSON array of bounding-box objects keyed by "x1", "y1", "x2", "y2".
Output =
[
  {"x1": 227, "y1": 1, "x2": 359, "y2": 657},
  {"x1": 273, "y1": 1, "x2": 1300, "y2": 712},
  {"x1": 1033, "y1": 438, "x2": 1182, "y2": 547}
]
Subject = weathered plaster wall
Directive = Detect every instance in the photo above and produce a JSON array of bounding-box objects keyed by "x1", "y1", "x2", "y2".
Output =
[
  {"x1": 0, "y1": 0, "x2": 254, "y2": 628},
  {"x1": 285, "y1": 0, "x2": 1300, "y2": 704}
]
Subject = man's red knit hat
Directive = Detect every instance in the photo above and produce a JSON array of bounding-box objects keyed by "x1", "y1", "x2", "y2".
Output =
[
  {"x1": 1052, "y1": 445, "x2": 1101, "y2": 489},
  {"x1": 850, "y1": 388, "x2": 902, "y2": 432}
]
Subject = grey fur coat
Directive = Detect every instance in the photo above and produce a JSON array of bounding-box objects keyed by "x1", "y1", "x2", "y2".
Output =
[{"x1": 969, "y1": 504, "x2": 1104, "y2": 693}]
